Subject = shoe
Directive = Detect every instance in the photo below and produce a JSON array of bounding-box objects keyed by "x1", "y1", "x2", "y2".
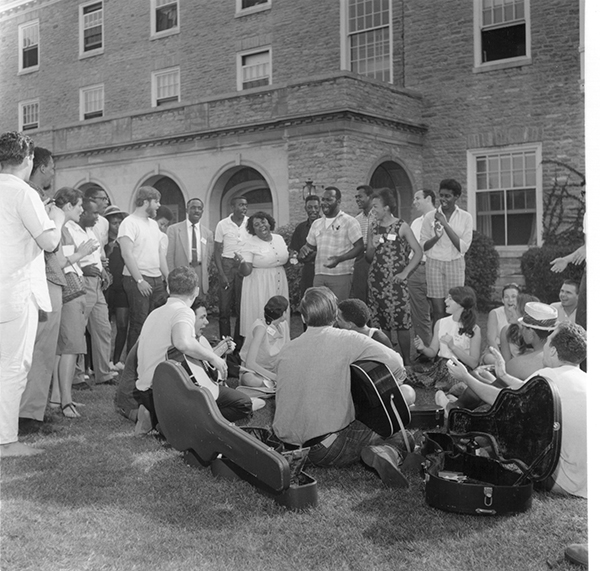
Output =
[
  {"x1": 435, "y1": 390, "x2": 450, "y2": 410},
  {"x1": 96, "y1": 371, "x2": 119, "y2": 385},
  {"x1": 251, "y1": 398, "x2": 266, "y2": 411},
  {"x1": 565, "y1": 544, "x2": 588, "y2": 567},
  {"x1": 73, "y1": 380, "x2": 93, "y2": 391},
  {"x1": 134, "y1": 405, "x2": 153, "y2": 436},
  {"x1": 114, "y1": 362, "x2": 125, "y2": 371},
  {"x1": 361, "y1": 444, "x2": 409, "y2": 488},
  {"x1": 62, "y1": 403, "x2": 81, "y2": 418},
  {"x1": 383, "y1": 431, "x2": 416, "y2": 455}
]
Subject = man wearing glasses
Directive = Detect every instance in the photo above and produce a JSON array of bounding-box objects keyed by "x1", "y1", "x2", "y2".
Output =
[{"x1": 85, "y1": 187, "x2": 110, "y2": 248}]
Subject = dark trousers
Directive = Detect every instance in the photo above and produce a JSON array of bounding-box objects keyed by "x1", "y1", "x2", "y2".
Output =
[
  {"x1": 218, "y1": 258, "x2": 243, "y2": 344},
  {"x1": 123, "y1": 275, "x2": 168, "y2": 353}
]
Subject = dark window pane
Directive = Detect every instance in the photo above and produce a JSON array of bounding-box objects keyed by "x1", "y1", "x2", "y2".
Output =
[
  {"x1": 22, "y1": 123, "x2": 38, "y2": 131},
  {"x1": 84, "y1": 26, "x2": 102, "y2": 51},
  {"x1": 241, "y1": 0, "x2": 268, "y2": 8},
  {"x1": 243, "y1": 77, "x2": 269, "y2": 90},
  {"x1": 157, "y1": 95, "x2": 179, "y2": 106},
  {"x1": 507, "y1": 212, "x2": 535, "y2": 245},
  {"x1": 84, "y1": 110, "x2": 103, "y2": 120},
  {"x1": 482, "y1": 23, "x2": 526, "y2": 62},
  {"x1": 23, "y1": 46, "x2": 38, "y2": 68},
  {"x1": 156, "y1": 5, "x2": 177, "y2": 32}
]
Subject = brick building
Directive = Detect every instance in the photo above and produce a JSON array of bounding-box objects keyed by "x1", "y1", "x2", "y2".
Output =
[{"x1": 0, "y1": 0, "x2": 585, "y2": 289}]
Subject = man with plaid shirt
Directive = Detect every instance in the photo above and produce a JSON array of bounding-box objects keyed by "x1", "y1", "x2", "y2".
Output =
[{"x1": 299, "y1": 186, "x2": 363, "y2": 301}]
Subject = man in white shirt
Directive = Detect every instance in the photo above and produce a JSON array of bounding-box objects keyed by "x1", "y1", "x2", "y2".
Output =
[
  {"x1": 118, "y1": 186, "x2": 169, "y2": 351},
  {"x1": 214, "y1": 197, "x2": 249, "y2": 344},
  {"x1": 351, "y1": 185, "x2": 373, "y2": 304},
  {"x1": 0, "y1": 132, "x2": 64, "y2": 457},
  {"x1": 167, "y1": 198, "x2": 214, "y2": 300},
  {"x1": 84, "y1": 187, "x2": 110, "y2": 248},
  {"x1": 551, "y1": 279, "x2": 579, "y2": 325}
]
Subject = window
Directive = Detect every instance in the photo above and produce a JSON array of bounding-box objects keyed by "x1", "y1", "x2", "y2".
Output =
[
  {"x1": 18, "y1": 20, "x2": 39, "y2": 73},
  {"x1": 19, "y1": 100, "x2": 39, "y2": 131},
  {"x1": 79, "y1": 1, "x2": 103, "y2": 57},
  {"x1": 235, "y1": 0, "x2": 271, "y2": 15},
  {"x1": 467, "y1": 145, "x2": 542, "y2": 248},
  {"x1": 344, "y1": 0, "x2": 392, "y2": 83},
  {"x1": 238, "y1": 49, "x2": 271, "y2": 90},
  {"x1": 152, "y1": 67, "x2": 180, "y2": 106},
  {"x1": 474, "y1": 0, "x2": 531, "y2": 71},
  {"x1": 80, "y1": 85, "x2": 104, "y2": 120},
  {"x1": 151, "y1": 0, "x2": 179, "y2": 38}
]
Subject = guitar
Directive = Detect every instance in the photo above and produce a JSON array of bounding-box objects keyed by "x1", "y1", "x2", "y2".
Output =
[
  {"x1": 350, "y1": 360, "x2": 411, "y2": 438},
  {"x1": 181, "y1": 355, "x2": 220, "y2": 400}
]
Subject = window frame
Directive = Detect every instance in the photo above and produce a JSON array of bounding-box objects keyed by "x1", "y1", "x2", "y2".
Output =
[
  {"x1": 151, "y1": 66, "x2": 181, "y2": 107},
  {"x1": 340, "y1": 0, "x2": 393, "y2": 84},
  {"x1": 235, "y1": 0, "x2": 271, "y2": 17},
  {"x1": 79, "y1": 0, "x2": 104, "y2": 59},
  {"x1": 79, "y1": 84, "x2": 105, "y2": 121},
  {"x1": 150, "y1": 0, "x2": 179, "y2": 39},
  {"x1": 236, "y1": 47, "x2": 272, "y2": 91},
  {"x1": 18, "y1": 99, "x2": 40, "y2": 132},
  {"x1": 466, "y1": 143, "x2": 543, "y2": 252},
  {"x1": 473, "y1": 0, "x2": 532, "y2": 73},
  {"x1": 18, "y1": 19, "x2": 40, "y2": 74}
]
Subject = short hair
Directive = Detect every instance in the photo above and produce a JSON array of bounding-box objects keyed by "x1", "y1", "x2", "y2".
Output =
[
  {"x1": 502, "y1": 282, "x2": 521, "y2": 296},
  {"x1": 246, "y1": 211, "x2": 276, "y2": 235},
  {"x1": 156, "y1": 205, "x2": 173, "y2": 221},
  {"x1": 0, "y1": 131, "x2": 34, "y2": 167},
  {"x1": 439, "y1": 178, "x2": 462, "y2": 197},
  {"x1": 372, "y1": 187, "x2": 397, "y2": 214},
  {"x1": 54, "y1": 187, "x2": 83, "y2": 209},
  {"x1": 168, "y1": 266, "x2": 198, "y2": 296},
  {"x1": 550, "y1": 322, "x2": 586, "y2": 365},
  {"x1": 135, "y1": 186, "x2": 161, "y2": 207},
  {"x1": 84, "y1": 187, "x2": 107, "y2": 199},
  {"x1": 32, "y1": 147, "x2": 53, "y2": 174},
  {"x1": 191, "y1": 298, "x2": 207, "y2": 312},
  {"x1": 324, "y1": 186, "x2": 341, "y2": 201},
  {"x1": 421, "y1": 189, "x2": 436, "y2": 206},
  {"x1": 231, "y1": 196, "x2": 247, "y2": 206},
  {"x1": 356, "y1": 185, "x2": 374, "y2": 197},
  {"x1": 187, "y1": 197, "x2": 204, "y2": 208},
  {"x1": 264, "y1": 295, "x2": 288, "y2": 325},
  {"x1": 305, "y1": 194, "x2": 320, "y2": 204},
  {"x1": 562, "y1": 279, "x2": 580, "y2": 294},
  {"x1": 300, "y1": 287, "x2": 338, "y2": 327},
  {"x1": 338, "y1": 299, "x2": 370, "y2": 328}
]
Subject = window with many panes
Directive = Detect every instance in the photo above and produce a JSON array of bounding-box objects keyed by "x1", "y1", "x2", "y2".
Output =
[
  {"x1": 467, "y1": 145, "x2": 542, "y2": 247},
  {"x1": 18, "y1": 20, "x2": 39, "y2": 73},
  {"x1": 152, "y1": 67, "x2": 180, "y2": 106},
  {"x1": 345, "y1": 0, "x2": 392, "y2": 83},
  {"x1": 238, "y1": 49, "x2": 271, "y2": 90},
  {"x1": 474, "y1": 0, "x2": 530, "y2": 71},
  {"x1": 19, "y1": 100, "x2": 39, "y2": 131},
  {"x1": 236, "y1": 0, "x2": 270, "y2": 15},
  {"x1": 80, "y1": 1, "x2": 103, "y2": 56},
  {"x1": 151, "y1": 0, "x2": 179, "y2": 38},
  {"x1": 80, "y1": 85, "x2": 104, "y2": 120}
]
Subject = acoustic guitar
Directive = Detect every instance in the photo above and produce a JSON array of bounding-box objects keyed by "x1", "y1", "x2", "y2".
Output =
[{"x1": 350, "y1": 360, "x2": 411, "y2": 438}]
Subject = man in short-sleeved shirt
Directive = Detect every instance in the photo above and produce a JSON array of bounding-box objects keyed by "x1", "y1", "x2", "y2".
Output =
[
  {"x1": 551, "y1": 280, "x2": 579, "y2": 325},
  {"x1": 290, "y1": 194, "x2": 320, "y2": 300},
  {"x1": 300, "y1": 186, "x2": 363, "y2": 302}
]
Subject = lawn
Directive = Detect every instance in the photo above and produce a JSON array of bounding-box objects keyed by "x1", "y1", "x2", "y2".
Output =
[{"x1": 0, "y1": 315, "x2": 587, "y2": 571}]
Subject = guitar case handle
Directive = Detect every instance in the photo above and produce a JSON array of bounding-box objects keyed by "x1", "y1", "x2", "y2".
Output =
[{"x1": 390, "y1": 394, "x2": 413, "y2": 453}]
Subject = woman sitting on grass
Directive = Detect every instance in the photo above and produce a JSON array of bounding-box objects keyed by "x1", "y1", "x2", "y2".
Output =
[
  {"x1": 481, "y1": 282, "x2": 520, "y2": 364},
  {"x1": 407, "y1": 286, "x2": 481, "y2": 396},
  {"x1": 499, "y1": 293, "x2": 540, "y2": 362},
  {"x1": 239, "y1": 296, "x2": 290, "y2": 389}
]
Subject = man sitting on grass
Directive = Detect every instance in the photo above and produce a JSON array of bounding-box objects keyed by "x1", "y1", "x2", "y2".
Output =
[
  {"x1": 336, "y1": 298, "x2": 393, "y2": 348},
  {"x1": 134, "y1": 266, "x2": 252, "y2": 434},
  {"x1": 448, "y1": 320, "x2": 587, "y2": 499}
]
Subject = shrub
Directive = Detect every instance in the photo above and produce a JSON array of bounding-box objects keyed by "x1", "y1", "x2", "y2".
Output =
[
  {"x1": 465, "y1": 230, "x2": 500, "y2": 311},
  {"x1": 520, "y1": 244, "x2": 585, "y2": 303},
  {"x1": 276, "y1": 222, "x2": 304, "y2": 312}
]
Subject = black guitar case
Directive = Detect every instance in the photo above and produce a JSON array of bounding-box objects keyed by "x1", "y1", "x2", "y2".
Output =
[{"x1": 422, "y1": 375, "x2": 562, "y2": 516}]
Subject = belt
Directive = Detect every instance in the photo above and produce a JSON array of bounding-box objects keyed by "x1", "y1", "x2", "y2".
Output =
[{"x1": 283, "y1": 432, "x2": 335, "y2": 450}]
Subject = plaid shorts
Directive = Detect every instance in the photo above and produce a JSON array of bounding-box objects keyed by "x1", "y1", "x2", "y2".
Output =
[{"x1": 426, "y1": 257, "x2": 465, "y2": 298}]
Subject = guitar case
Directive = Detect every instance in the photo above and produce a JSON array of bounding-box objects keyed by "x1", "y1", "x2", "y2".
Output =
[{"x1": 422, "y1": 376, "x2": 562, "y2": 516}]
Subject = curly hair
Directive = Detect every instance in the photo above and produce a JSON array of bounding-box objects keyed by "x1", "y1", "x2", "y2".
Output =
[
  {"x1": 54, "y1": 187, "x2": 83, "y2": 209},
  {"x1": 449, "y1": 286, "x2": 477, "y2": 337},
  {"x1": 338, "y1": 299, "x2": 370, "y2": 328},
  {"x1": 0, "y1": 131, "x2": 34, "y2": 167},
  {"x1": 372, "y1": 187, "x2": 397, "y2": 214},
  {"x1": 168, "y1": 266, "x2": 198, "y2": 296},
  {"x1": 550, "y1": 322, "x2": 586, "y2": 365},
  {"x1": 246, "y1": 211, "x2": 276, "y2": 235}
]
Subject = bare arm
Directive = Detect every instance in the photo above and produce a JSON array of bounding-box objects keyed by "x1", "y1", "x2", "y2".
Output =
[
  {"x1": 324, "y1": 238, "x2": 364, "y2": 269},
  {"x1": 34, "y1": 205, "x2": 65, "y2": 252},
  {"x1": 487, "y1": 310, "x2": 500, "y2": 349},
  {"x1": 393, "y1": 223, "x2": 422, "y2": 282},
  {"x1": 172, "y1": 322, "x2": 227, "y2": 378},
  {"x1": 119, "y1": 236, "x2": 152, "y2": 297},
  {"x1": 415, "y1": 320, "x2": 441, "y2": 358},
  {"x1": 445, "y1": 326, "x2": 481, "y2": 369}
]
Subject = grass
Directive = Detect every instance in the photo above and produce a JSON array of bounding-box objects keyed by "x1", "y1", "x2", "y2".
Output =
[{"x1": 1, "y1": 315, "x2": 587, "y2": 571}]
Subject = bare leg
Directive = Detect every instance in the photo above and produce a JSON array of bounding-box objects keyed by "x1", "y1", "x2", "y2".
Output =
[
  {"x1": 396, "y1": 329, "x2": 412, "y2": 365},
  {"x1": 58, "y1": 354, "x2": 79, "y2": 417}
]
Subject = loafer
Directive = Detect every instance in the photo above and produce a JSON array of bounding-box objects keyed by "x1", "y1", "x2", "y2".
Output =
[
  {"x1": 361, "y1": 444, "x2": 409, "y2": 488},
  {"x1": 565, "y1": 544, "x2": 588, "y2": 567}
]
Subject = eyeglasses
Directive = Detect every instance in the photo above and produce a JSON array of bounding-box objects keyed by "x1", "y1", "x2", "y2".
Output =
[{"x1": 92, "y1": 196, "x2": 109, "y2": 201}]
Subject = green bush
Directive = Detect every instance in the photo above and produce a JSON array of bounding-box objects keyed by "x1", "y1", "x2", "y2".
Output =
[
  {"x1": 520, "y1": 244, "x2": 585, "y2": 303},
  {"x1": 465, "y1": 230, "x2": 500, "y2": 311},
  {"x1": 276, "y1": 222, "x2": 304, "y2": 313}
]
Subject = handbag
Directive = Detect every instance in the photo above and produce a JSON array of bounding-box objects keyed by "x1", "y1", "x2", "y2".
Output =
[{"x1": 62, "y1": 270, "x2": 86, "y2": 303}]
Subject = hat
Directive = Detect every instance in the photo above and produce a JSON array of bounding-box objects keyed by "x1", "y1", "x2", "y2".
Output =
[
  {"x1": 104, "y1": 205, "x2": 128, "y2": 218},
  {"x1": 518, "y1": 302, "x2": 558, "y2": 331}
]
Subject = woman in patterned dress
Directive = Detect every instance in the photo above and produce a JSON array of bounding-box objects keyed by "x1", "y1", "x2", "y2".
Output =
[{"x1": 366, "y1": 188, "x2": 422, "y2": 363}]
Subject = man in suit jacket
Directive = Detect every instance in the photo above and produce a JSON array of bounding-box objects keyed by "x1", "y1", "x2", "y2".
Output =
[{"x1": 167, "y1": 198, "x2": 214, "y2": 299}]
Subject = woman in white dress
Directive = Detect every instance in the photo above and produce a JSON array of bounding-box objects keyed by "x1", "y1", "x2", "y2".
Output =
[
  {"x1": 482, "y1": 282, "x2": 520, "y2": 363},
  {"x1": 238, "y1": 212, "x2": 289, "y2": 339}
]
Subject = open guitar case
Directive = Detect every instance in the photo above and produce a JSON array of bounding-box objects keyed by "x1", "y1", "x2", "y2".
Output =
[
  {"x1": 152, "y1": 361, "x2": 317, "y2": 511},
  {"x1": 421, "y1": 375, "x2": 562, "y2": 516}
]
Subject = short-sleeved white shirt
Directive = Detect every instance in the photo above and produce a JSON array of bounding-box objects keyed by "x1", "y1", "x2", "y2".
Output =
[
  {"x1": 66, "y1": 221, "x2": 103, "y2": 270},
  {"x1": 214, "y1": 215, "x2": 250, "y2": 259},
  {"x1": 92, "y1": 215, "x2": 109, "y2": 248},
  {"x1": 117, "y1": 214, "x2": 163, "y2": 277}
]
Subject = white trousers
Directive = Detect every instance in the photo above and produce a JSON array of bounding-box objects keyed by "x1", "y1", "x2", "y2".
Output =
[{"x1": 0, "y1": 295, "x2": 38, "y2": 444}]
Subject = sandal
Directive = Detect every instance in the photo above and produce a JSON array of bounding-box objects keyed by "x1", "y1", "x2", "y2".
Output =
[
  {"x1": 48, "y1": 401, "x2": 61, "y2": 410},
  {"x1": 62, "y1": 403, "x2": 81, "y2": 418}
]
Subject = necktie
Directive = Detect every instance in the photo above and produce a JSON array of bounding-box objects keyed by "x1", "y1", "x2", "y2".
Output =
[{"x1": 191, "y1": 223, "x2": 199, "y2": 266}]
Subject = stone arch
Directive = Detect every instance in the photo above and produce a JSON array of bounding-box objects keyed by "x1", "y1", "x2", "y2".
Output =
[
  {"x1": 367, "y1": 158, "x2": 415, "y2": 223},
  {"x1": 139, "y1": 173, "x2": 186, "y2": 223}
]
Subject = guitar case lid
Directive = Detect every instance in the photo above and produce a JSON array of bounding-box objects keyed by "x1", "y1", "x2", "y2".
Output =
[{"x1": 446, "y1": 375, "x2": 562, "y2": 482}]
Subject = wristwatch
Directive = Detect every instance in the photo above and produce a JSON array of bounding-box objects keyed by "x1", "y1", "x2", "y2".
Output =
[{"x1": 137, "y1": 278, "x2": 144, "y2": 284}]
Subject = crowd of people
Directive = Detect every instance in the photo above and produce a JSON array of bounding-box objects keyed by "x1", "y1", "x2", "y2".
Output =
[{"x1": 0, "y1": 131, "x2": 588, "y2": 516}]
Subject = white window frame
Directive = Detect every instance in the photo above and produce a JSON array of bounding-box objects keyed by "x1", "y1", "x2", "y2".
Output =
[
  {"x1": 18, "y1": 99, "x2": 40, "y2": 132},
  {"x1": 151, "y1": 67, "x2": 181, "y2": 107},
  {"x1": 473, "y1": 0, "x2": 531, "y2": 73},
  {"x1": 79, "y1": 0, "x2": 104, "y2": 59},
  {"x1": 18, "y1": 20, "x2": 39, "y2": 74},
  {"x1": 80, "y1": 84, "x2": 105, "y2": 121},
  {"x1": 237, "y1": 47, "x2": 272, "y2": 91},
  {"x1": 150, "y1": 0, "x2": 179, "y2": 39},
  {"x1": 466, "y1": 143, "x2": 543, "y2": 253},
  {"x1": 340, "y1": 0, "x2": 393, "y2": 84},
  {"x1": 235, "y1": 0, "x2": 271, "y2": 17}
]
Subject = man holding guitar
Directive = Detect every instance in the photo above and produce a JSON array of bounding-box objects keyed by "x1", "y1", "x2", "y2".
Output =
[{"x1": 273, "y1": 287, "x2": 412, "y2": 488}]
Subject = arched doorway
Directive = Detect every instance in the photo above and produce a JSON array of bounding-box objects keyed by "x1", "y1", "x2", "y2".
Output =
[
  {"x1": 141, "y1": 175, "x2": 186, "y2": 223},
  {"x1": 369, "y1": 161, "x2": 413, "y2": 222},
  {"x1": 219, "y1": 167, "x2": 273, "y2": 219}
]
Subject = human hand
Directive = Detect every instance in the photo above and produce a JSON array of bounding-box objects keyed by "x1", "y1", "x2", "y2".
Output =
[
  {"x1": 550, "y1": 256, "x2": 568, "y2": 273},
  {"x1": 414, "y1": 335, "x2": 425, "y2": 351},
  {"x1": 473, "y1": 366, "x2": 496, "y2": 384},
  {"x1": 392, "y1": 271, "x2": 409, "y2": 284},
  {"x1": 324, "y1": 256, "x2": 340, "y2": 269},
  {"x1": 440, "y1": 333, "x2": 454, "y2": 347},
  {"x1": 210, "y1": 355, "x2": 228, "y2": 379},
  {"x1": 101, "y1": 269, "x2": 113, "y2": 290},
  {"x1": 137, "y1": 279, "x2": 153, "y2": 297},
  {"x1": 572, "y1": 248, "x2": 586, "y2": 265},
  {"x1": 299, "y1": 244, "x2": 313, "y2": 259},
  {"x1": 489, "y1": 347, "x2": 507, "y2": 379},
  {"x1": 81, "y1": 264, "x2": 102, "y2": 278},
  {"x1": 77, "y1": 238, "x2": 99, "y2": 257},
  {"x1": 446, "y1": 357, "x2": 469, "y2": 381},
  {"x1": 47, "y1": 204, "x2": 65, "y2": 226}
]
